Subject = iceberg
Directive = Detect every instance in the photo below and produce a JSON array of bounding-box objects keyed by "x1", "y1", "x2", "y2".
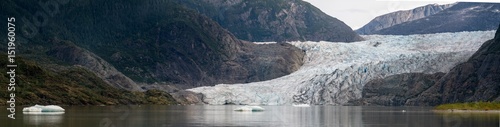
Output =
[
  {"x1": 234, "y1": 106, "x2": 265, "y2": 112},
  {"x1": 292, "y1": 104, "x2": 311, "y2": 107},
  {"x1": 23, "y1": 105, "x2": 65, "y2": 112},
  {"x1": 189, "y1": 31, "x2": 496, "y2": 105}
]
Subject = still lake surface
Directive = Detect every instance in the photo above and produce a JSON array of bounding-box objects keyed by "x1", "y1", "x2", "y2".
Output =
[{"x1": 1, "y1": 105, "x2": 499, "y2": 127}]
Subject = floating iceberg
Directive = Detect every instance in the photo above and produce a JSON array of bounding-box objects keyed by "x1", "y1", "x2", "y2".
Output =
[
  {"x1": 292, "y1": 104, "x2": 311, "y2": 107},
  {"x1": 234, "y1": 106, "x2": 265, "y2": 112},
  {"x1": 23, "y1": 105, "x2": 65, "y2": 112}
]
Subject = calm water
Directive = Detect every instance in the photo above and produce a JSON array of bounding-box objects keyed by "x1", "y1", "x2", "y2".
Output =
[{"x1": 1, "y1": 105, "x2": 499, "y2": 127}]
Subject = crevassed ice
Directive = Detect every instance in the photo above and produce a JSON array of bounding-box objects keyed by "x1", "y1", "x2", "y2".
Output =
[{"x1": 189, "y1": 31, "x2": 495, "y2": 105}]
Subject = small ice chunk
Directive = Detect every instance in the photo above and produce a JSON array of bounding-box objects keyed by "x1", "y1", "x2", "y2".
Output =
[
  {"x1": 292, "y1": 104, "x2": 311, "y2": 107},
  {"x1": 23, "y1": 105, "x2": 65, "y2": 112},
  {"x1": 234, "y1": 106, "x2": 265, "y2": 112}
]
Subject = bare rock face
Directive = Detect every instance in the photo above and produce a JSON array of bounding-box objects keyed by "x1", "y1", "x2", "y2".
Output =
[
  {"x1": 169, "y1": 90, "x2": 205, "y2": 105},
  {"x1": 356, "y1": 4, "x2": 453, "y2": 35},
  {"x1": 356, "y1": 73, "x2": 445, "y2": 106},
  {"x1": 47, "y1": 40, "x2": 142, "y2": 91},
  {"x1": 193, "y1": 42, "x2": 305, "y2": 87},
  {"x1": 176, "y1": 0, "x2": 363, "y2": 42},
  {"x1": 407, "y1": 24, "x2": 500, "y2": 106}
]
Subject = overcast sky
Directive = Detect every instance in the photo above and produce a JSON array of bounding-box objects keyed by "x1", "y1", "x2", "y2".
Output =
[{"x1": 302, "y1": 0, "x2": 498, "y2": 30}]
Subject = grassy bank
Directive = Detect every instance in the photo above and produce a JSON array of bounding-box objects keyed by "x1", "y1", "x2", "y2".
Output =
[{"x1": 435, "y1": 102, "x2": 500, "y2": 111}]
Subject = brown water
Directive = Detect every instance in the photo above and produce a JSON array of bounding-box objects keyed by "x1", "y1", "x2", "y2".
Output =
[{"x1": 1, "y1": 105, "x2": 499, "y2": 127}]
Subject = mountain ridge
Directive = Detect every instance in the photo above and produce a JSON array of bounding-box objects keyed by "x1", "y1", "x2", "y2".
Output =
[
  {"x1": 174, "y1": 0, "x2": 363, "y2": 42},
  {"x1": 0, "y1": 0, "x2": 306, "y2": 105},
  {"x1": 373, "y1": 2, "x2": 500, "y2": 35},
  {"x1": 356, "y1": 3, "x2": 454, "y2": 35}
]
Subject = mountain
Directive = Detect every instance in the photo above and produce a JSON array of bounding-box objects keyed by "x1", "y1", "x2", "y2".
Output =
[
  {"x1": 373, "y1": 2, "x2": 500, "y2": 35},
  {"x1": 174, "y1": 0, "x2": 363, "y2": 42},
  {"x1": 406, "y1": 24, "x2": 500, "y2": 106},
  {"x1": 356, "y1": 3, "x2": 454, "y2": 35},
  {"x1": 0, "y1": 0, "x2": 305, "y2": 105}
]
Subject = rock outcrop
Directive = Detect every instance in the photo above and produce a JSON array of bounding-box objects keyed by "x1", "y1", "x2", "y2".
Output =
[
  {"x1": 373, "y1": 2, "x2": 500, "y2": 35},
  {"x1": 47, "y1": 40, "x2": 142, "y2": 91},
  {"x1": 355, "y1": 73, "x2": 445, "y2": 106},
  {"x1": 406, "y1": 24, "x2": 500, "y2": 106},
  {"x1": 175, "y1": 0, "x2": 363, "y2": 42},
  {"x1": 356, "y1": 4, "x2": 453, "y2": 35},
  {"x1": 0, "y1": 53, "x2": 178, "y2": 106}
]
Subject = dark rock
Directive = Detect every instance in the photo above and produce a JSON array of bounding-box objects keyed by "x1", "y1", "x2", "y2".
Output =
[
  {"x1": 47, "y1": 40, "x2": 142, "y2": 91},
  {"x1": 358, "y1": 73, "x2": 445, "y2": 106},
  {"x1": 169, "y1": 90, "x2": 205, "y2": 105}
]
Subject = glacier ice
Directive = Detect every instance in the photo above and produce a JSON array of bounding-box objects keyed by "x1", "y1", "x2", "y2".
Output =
[
  {"x1": 292, "y1": 104, "x2": 311, "y2": 107},
  {"x1": 189, "y1": 31, "x2": 496, "y2": 105},
  {"x1": 234, "y1": 106, "x2": 265, "y2": 112},
  {"x1": 23, "y1": 105, "x2": 65, "y2": 112}
]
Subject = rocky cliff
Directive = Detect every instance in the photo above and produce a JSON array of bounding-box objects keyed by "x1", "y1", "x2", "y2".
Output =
[
  {"x1": 356, "y1": 3, "x2": 453, "y2": 35},
  {"x1": 354, "y1": 73, "x2": 445, "y2": 106},
  {"x1": 406, "y1": 24, "x2": 500, "y2": 106},
  {"x1": 46, "y1": 40, "x2": 142, "y2": 91},
  {"x1": 175, "y1": 0, "x2": 363, "y2": 42},
  {"x1": 373, "y1": 2, "x2": 500, "y2": 35}
]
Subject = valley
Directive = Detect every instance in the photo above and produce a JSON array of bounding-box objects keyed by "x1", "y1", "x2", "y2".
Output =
[{"x1": 1, "y1": 0, "x2": 500, "y2": 126}]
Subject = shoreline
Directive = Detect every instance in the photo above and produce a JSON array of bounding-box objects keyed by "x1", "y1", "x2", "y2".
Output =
[{"x1": 433, "y1": 109, "x2": 500, "y2": 113}]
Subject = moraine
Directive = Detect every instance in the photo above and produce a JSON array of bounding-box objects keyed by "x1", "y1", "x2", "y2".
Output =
[{"x1": 189, "y1": 31, "x2": 495, "y2": 105}]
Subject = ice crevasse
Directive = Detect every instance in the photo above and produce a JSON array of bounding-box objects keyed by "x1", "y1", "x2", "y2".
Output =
[{"x1": 189, "y1": 31, "x2": 495, "y2": 105}]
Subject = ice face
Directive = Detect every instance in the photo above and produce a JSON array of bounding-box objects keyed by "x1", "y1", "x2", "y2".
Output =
[{"x1": 189, "y1": 31, "x2": 496, "y2": 105}]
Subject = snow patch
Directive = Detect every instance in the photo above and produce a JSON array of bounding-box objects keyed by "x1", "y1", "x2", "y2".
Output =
[{"x1": 254, "y1": 42, "x2": 278, "y2": 44}]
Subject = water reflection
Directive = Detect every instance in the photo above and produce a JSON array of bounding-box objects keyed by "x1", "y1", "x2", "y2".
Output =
[
  {"x1": 436, "y1": 112, "x2": 500, "y2": 127},
  {"x1": 174, "y1": 105, "x2": 363, "y2": 127},
  {"x1": 23, "y1": 112, "x2": 64, "y2": 125},
  {"x1": 104, "y1": 106, "x2": 499, "y2": 127},
  {"x1": 362, "y1": 107, "x2": 500, "y2": 127},
  {"x1": 1, "y1": 106, "x2": 498, "y2": 127}
]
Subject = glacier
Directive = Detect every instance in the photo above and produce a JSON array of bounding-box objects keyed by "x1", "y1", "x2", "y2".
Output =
[{"x1": 188, "y1": 31, "x2": 495, "y2": 105}]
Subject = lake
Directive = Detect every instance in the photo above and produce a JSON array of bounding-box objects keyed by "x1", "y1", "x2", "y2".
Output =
[{"x1": 1, "y1": 105, "x2": 499, "y2": 127}]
